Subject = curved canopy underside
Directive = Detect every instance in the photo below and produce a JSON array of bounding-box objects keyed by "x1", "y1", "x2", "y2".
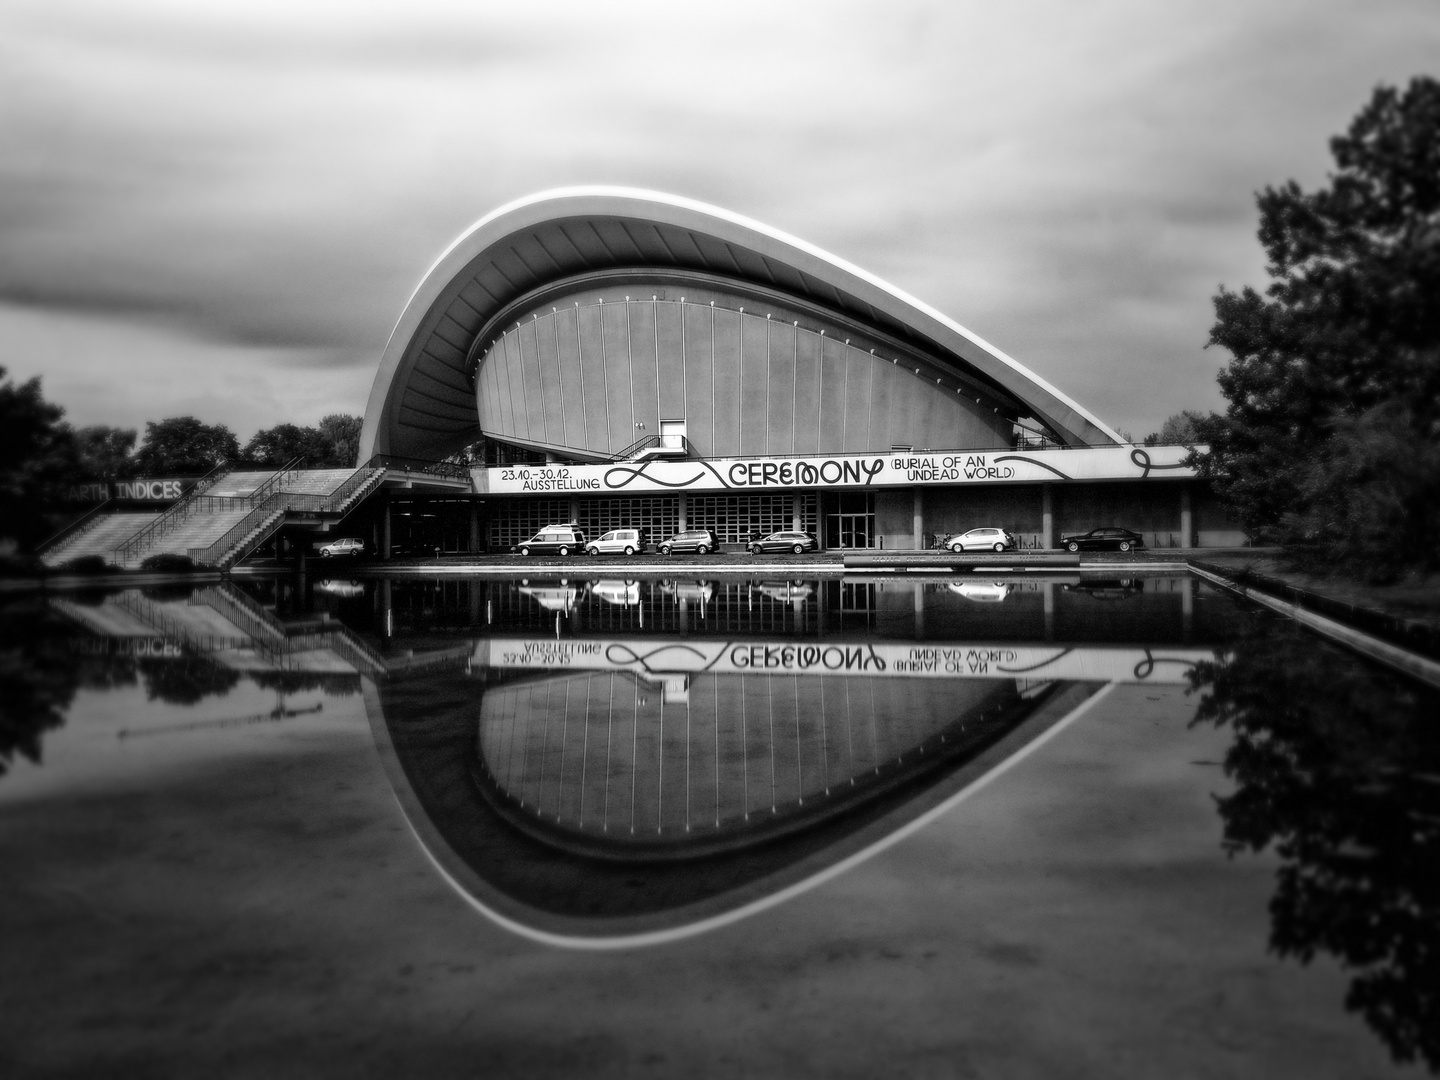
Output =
[{"x1": 359, "y1": 188, "x2": 1123, "y2": 463}]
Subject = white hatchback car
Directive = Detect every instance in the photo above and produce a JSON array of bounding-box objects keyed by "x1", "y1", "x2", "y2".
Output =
[
  {"x1": 945, "y1": 527, "x2": 1015, "y2": 552},
  {"x1": 585, "y1": 528, "x2": 645, "y2": 556}
]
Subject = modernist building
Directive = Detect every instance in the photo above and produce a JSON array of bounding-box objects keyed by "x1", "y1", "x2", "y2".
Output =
[{"x1": 361, "y1": 188, "x2": 1241, "y2": 553}]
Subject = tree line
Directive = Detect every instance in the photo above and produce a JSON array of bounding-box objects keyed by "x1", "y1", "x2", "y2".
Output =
[
  {"x1": 0, "y1": 374, "x2": 362, "y2": 550},
  {"x1": 69, "y1": 413, "x2": 362, "y2": 477}
]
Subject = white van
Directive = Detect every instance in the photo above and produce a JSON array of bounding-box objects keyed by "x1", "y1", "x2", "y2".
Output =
[{"x1": 585, "y1": 528, "x2": 645, "y2": 556}]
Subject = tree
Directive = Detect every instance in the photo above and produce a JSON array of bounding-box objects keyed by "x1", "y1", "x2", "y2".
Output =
[
  {"x1": 242, "y1": 415, "x2": 362, "y2": 468},
  {"x1": 133, "y1": 416, "x2": 240, "y2": 476},
  {"x1": 0, "y1": 367, "x2": 78, "y2": 551},
  {"x1": 241, "y1": 422, "x2": 329, "y2": 467},
  {"x1": 317, "y1": 414, "x2": 362, "y2": 467},
  {"x1": 1144, "y1": 410, "x2": 1205, "y2": 447},
  {"x1": 1197, "y1": 76, "x2": 1440, "y2": 580},
  {"x1": 71, "y1": 424, "x2": 136, "y2": 479}
]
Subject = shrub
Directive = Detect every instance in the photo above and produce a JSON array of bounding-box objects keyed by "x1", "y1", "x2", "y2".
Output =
[{"x1": 139, "y1": 552, "x2": 198, "y2": 573}]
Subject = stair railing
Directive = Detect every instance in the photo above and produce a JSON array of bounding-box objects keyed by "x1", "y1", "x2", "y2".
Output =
[
  {"x1": 111, "y1": 459, "x2": 236, "y2": 565},
  {"x1": 35, "y1": 497, "x2": 117, "y2": 558}
]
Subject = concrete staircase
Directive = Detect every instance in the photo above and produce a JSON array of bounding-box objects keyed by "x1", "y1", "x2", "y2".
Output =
[
  {"x1": 186, "y1": 466, "x2": 388, "y2": 568},
  {"x1": 41, "y1": 465, "x2": 393, "y2": 570},
  {"x1": 116, "y1": 505, "x2": 259, "y2": 567},
  {"x1": 42, "y1": 512, "x2": 161, "y2": 567}
]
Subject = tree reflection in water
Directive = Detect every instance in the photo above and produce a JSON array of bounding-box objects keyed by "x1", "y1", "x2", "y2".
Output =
[
  {"x1": 135, "y1": 656, "x2": 240, "y2": 706},
  {"x1": 1189, "y1": 615, "x2": 1440, "y2": 1072}
]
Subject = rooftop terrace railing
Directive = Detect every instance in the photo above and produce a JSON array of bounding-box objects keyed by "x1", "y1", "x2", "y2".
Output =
[{"x1": 366, "y1": 454, "x2": 472, "y2": 482}]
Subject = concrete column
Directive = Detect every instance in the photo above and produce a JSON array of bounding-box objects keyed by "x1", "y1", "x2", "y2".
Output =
[
  {"x1": 569, "y1": 497, "x2": 580, "y2": 524},
  {"x1": 912, "y1": 488, "x2": 925, "y2": 550},
  {"x1": 1043, "y1": 580, "x2": 1055, "y2": 640},
  {"x1": 381, "y1": 578, "x2": 393, "y2": 640},
  {"x1": 469, "y1": 580, "x2": 482, "y2": 626},
  {"x1": 382, "y1": 496, "x2": 392, "y2": 560},
  {"x1": 677, "y1": 491, "x2": 687, "y2": 532},
  {"x1": 296, "y1": 535, "x2": 307, "y2": 573},
  {"x1": 792, "y1": 491, "x2": 803, "y2": 532},
  {"x1": 913, "y1": 581, "x2": 925, "y2": 638},
  {"x1": 677, "y1": 597, "x2": 688, "y2": 635},
  {"x1": 1041, "y1": 484, "x2": 1054, "y2": 550},
  {"x1": 1180, "y1": 485, "x2": 1193, "y2": 548},
  {"x1": 1181, "y1": 575, "x2": 1194, "y2": 642},
  {"x1": 469, "y1": 504, "x2": 480, "y2": 553}
]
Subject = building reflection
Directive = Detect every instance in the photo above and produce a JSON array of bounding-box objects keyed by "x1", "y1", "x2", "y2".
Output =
[
  {"x1": 474, "y1": 668, "x2": 1022, "y2": 857},
  {"x1": 28, "y1": 571, "x2": 1238, "y2": 947}
]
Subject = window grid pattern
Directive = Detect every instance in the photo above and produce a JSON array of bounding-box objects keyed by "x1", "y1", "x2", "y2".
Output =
[
  {"x1": 488, "y1": 499, "x2": 572, "y2": 550},
  {"x1": 689, "y1": 493, "x2": 817, "y2": 545},
  {"x1": 577, "y1": 497, "x2": 678, "y2": 543}
]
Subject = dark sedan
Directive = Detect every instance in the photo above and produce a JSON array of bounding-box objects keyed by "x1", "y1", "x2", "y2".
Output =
[
  {"x1": 1059, "y1": 527, "x2": 1145, "y2": 553},
  {"x1": 747, "y1": 530, "x2": 819, "y2": 555}
]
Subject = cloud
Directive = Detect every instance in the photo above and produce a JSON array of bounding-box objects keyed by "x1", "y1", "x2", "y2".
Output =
[{"x1": 2, "y1": 0, "x2": 1438, "y2": 435}]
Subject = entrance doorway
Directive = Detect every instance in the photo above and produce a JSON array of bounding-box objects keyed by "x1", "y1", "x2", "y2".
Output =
[{"x1": 824, "y1": 492, "x2": 875, "y2": 549}]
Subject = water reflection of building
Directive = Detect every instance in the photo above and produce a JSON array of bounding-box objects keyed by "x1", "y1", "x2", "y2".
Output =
[{"x1": 476, "y1": 670, "x2": 1020, "y2": 857}]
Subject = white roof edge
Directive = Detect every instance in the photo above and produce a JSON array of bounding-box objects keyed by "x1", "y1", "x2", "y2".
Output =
[
  {"x1": 444, "y1": 186, "x2": 1128, "y2": 446},
  {"x1": 361, "y1": 186, "x2": 1128, "y2": 461}
]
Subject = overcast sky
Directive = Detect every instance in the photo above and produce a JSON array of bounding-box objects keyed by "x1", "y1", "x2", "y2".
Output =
[{"x1": 2, "y1": 0, "x2": 1436, "y2": 442}]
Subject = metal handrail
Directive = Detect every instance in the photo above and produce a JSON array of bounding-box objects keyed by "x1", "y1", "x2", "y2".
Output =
[
  {"x1": 113, "y1": 460, "x2": 232, "y2": 564},
  {"x1": 310, "y1": 464, "x2": 386, "y2": 514},
  {"x1": 365, "y1": 454, "x2": 471, "y2": 482},
  {"x1": 196, "y1": 584, "x2": 390, "y2": 676},
  {"x1": 186, "y1": 465, "x2": 390, "y2": 568},
  {"x1": 35, "y1": 497, "x2": 118, "y2": 556},
  {"x1": 188, "y1": 497, "x2": 286, "y2": 568},
  {"x1": 117, "y1": 455, "x2": 306, "y2": 565},
  {"x1": 113, "y1": 591, "x2": 252, "y2": 653},
  {"x1": 609, "y1": 433, "x2": 659, "y2": 460},
  {"x1": 247, "y1": 454, "x2": 308, "y2": 505}
]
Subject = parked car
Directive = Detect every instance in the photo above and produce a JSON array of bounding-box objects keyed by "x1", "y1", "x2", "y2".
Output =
[
  {"x1": 588, "y1": 579, "x2": 641, "y2": 606},
  {"x1": 659, "y1": 528, "x2": 721, "y2": 555},
  {"x1": 947, "y1": 580, "x2": 1013, "y2": 603},
  {"x1": 1059, "y1": 527, "x2": 1145, "y2": 553},
  {"x1": 315, "y1": 578, "x2": 366, "y2": 597},
  {"x1": 318, "y1": 537, "x2": 366, "y2": 558},
  {"x1": 660, "y1": 580, "x2": 714, "y2": 602},
  {"x1": 943, "y1": 528, "x2": 1015, "y2": 553},
  {"x1": 586, "y1": 528, "x2": 646, "y2": 557},
  {"x1": 757, "y1": 580, "x2": 814, "y2": 602},
  {"x1": 747, "y1": 531, "x2": 818, "y2": 555},
  {"x1": 1062, "y1": 577, "x2": 1142, "y2": 599},
  {"x1": 514, "y1": 524, "x2": 587, "y2": 556}
]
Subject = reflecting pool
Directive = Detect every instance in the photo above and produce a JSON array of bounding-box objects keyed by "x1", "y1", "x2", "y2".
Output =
[{"x1": 2, "y1": 573, "x2": 1434, "y2": 1076}]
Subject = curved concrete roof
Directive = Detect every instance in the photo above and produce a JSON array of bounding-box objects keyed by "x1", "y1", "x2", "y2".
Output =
[{"x1": 359, "y1": 187, "x2": 1124, "y2": 462}]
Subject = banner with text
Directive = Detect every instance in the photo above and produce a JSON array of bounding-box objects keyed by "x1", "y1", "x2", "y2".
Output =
[
  {"x1": 476, "y1": 444, "x2": 1196, "y2": 495},
  {"x1": 475, "y1": 637, "x2": 1213, "y2": 685}
]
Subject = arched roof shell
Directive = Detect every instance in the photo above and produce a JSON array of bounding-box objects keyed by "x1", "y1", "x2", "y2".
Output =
[{"x1": 359, "y1": 187, "x2": 1124, "y2": 462}]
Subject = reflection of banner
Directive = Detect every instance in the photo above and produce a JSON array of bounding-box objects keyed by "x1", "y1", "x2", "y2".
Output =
[
  {"x1": 477, "y1": 445, "x2": 1195, "y2": 495},
  {"x1": 475, "y1": 637, "x2": 1214, "y2": 684}
]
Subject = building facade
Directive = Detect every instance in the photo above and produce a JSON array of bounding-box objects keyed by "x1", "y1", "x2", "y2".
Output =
[{"x1": 360, "y1": 188, "x2": 1243, "y2": 552}]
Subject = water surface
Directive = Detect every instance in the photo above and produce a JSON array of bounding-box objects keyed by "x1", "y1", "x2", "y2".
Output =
[{"x1": 2, "y1": 573, "x2": 1434, "y2": 1077}]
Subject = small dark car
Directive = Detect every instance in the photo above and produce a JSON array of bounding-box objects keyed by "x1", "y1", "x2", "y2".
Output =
[
  {"x1": 747, "y1": 530, "x2": 819, "y2": 555},
  {"x1": 1059, "y1": 527, "x2": 1145, "y2": 553},
  {"x1": 658, "y1": 528, "x2": 721, "y2": 556}
]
